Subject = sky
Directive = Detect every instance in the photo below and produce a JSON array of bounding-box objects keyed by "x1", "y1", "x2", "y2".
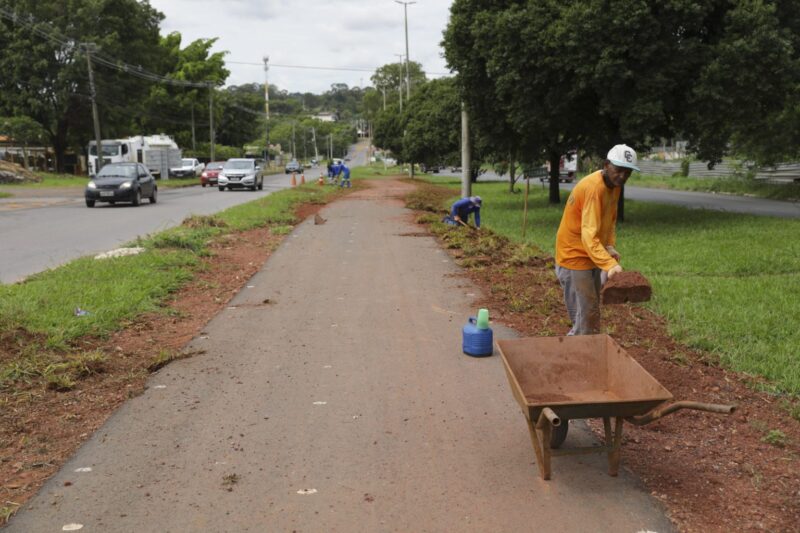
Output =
[{"x1": 148, "y1": 0, "x2": 454, "y2": 94}]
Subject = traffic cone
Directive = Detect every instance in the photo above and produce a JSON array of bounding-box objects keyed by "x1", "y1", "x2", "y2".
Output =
[
  {"x1": 317, "y1": 177, "x2": 324, "y2": 186},
  {"x1": 300, "y1": 173, "x2": 305, "y2": 185},
  {"x1": 291, "y1": 172, "x2": 297, "y2": 187}
]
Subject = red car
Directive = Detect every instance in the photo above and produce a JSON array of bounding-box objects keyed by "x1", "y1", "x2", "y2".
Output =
[{"x1": 200, "y1": 161, "x2": 225, "y2": 187}]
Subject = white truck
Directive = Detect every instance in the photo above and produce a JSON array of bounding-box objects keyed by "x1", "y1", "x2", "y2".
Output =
[{"x1": 88, "y1": 134, "x2": 181, "y2": 178}]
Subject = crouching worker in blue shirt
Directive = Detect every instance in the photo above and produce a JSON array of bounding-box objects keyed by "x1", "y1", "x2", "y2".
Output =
[
  {"x1": 443, "y1": 196, "x2": 481, "y2": 229},
  {"x1": 338, "y1": 164, "x2": 351, "y2": 188}
]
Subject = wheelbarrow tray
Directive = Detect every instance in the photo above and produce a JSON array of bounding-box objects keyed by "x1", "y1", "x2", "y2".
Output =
[{"x1": 497, "y1": 334, "x2": 672, "y2": 423}]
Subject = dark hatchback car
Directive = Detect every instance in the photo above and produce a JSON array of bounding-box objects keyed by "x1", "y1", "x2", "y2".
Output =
[{"x1": 85, "y1": 162, "x2": 158, "y2": 207}]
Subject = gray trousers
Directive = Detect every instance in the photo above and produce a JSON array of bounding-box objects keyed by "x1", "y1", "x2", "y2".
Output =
[{"x1": 555, "y1": 265, "x2": 603, "y2": 335}]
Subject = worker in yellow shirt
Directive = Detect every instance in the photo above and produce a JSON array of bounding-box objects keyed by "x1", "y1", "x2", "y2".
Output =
[{"x1": 554, "y1": 144, "x2": 639, "y2": 335}]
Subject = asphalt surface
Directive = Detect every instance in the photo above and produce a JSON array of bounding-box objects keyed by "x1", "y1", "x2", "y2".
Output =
[
  {"x1": 7, "y1": 179, "x2": 674, "y2": 533},
  {"x1": 0, "y1": 142, "x2": 369, "y2": 284},
  {"x1": 437, "y1": 170, "x2": 800, "y2": 218}
]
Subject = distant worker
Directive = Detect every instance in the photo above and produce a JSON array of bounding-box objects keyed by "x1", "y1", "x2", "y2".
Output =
[
  {"x1": 554, "y1": 144, "x2": 639, "y2": 335},
  {"x1": 338, "y1": 163, "x2": 351, "y2": 188},
  {"x1": 327, "y1": 161, "x2": 337, "y2": 184},
  {"x1": 443, "y1": 196, "x2": 482, "y2": 229}
]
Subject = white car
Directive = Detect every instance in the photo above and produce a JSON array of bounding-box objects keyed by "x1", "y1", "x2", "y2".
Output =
[
  {"x1": 217, "y1": 158, "x2": 265, "y2": 191},
  {"x1": 169, "y1": 158, "x2": 205, "y2": 178}
]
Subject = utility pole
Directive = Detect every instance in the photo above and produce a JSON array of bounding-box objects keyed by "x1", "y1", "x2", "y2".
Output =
[
  {"x1": 263, "y1": 56, "x2": 271, "y2": 165},
  {"x1": 191, "y1": 104, "x2": 196, "y2": 151},
  {"x1": 329, "y1": 134, "x2": 333, "y2": 160},
  {"x1": 394, "y1": 53, "x2": 404, "y2": 111},
  {"x1": 83, "y1": 43, "x2": 103, "y2": 174},
  {"x1": 208, "y1": 82, "x2": 215, "y2": 161},
  {"x1": 382, "y1": 87, "x2": 386, "y2": 111},
  {"x1": 291, "y1": 123, "x2": 296, "y2": 159},
  {"x1": 461, "y1": 101, "x2": 471, "y2": 198},
  {"x1": 395, "y1": 1, "x2": 416, "y2": 100},
  {"x1": 311, "y1": 127, "x2": 319, "y2": 161},
  {"x1": 303, "y1": 127, "x2": 307, "y2": 162}
]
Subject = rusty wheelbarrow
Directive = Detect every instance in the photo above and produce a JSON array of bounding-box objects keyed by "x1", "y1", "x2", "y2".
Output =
[{"x1": 496, "y1": 334, "x2": 735, "y2": 480}]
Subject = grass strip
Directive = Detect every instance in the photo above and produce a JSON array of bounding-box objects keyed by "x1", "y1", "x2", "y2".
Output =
[
  {"x1": 628, "y1": 173, "x2": 800, "y2": 201},
  {"x1": 0, "y1": 183, "x2": 341, "y2": 390},
  {"x1": 417, "y1": 175, "x2": 800, "y2": 395}
]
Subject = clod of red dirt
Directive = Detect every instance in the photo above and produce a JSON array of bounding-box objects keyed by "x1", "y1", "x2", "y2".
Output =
[
  {"x1": 314, "y1": 213, "x2": 326, "y2": 225},
  {"x1": 602, "y1": 271, "x2": 652, "y2": 304}
]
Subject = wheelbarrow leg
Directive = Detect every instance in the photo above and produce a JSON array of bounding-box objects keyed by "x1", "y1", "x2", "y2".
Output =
[
  {"x1": 603, "y1": 417, "x2": 624, "y2": 476},
  {"x1": 526, "y1": 418, "x2": 551, "y2": 480}
]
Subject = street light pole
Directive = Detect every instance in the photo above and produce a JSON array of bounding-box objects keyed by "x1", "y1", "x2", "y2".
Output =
[
  {"x1": 395, "y1": 1, "x2": 416, "y2": 100},
  {"x1": 394, "y1": 53, "x2": 404, "y2": 111},
  {"x1": 263, "y1": 56, "x2": 270, "y2": 166},
  {"x1": 208, "y1": 82, "x2": 215, "y2": 161}
]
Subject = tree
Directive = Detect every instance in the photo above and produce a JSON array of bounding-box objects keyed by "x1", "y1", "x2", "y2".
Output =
[
  {"x1": 0, "y1": 0, "x2": 166, "y2": 172},
  {"x1": 371, "y1": 61, "x2": 427, "y2": 95},
  {"x1": 444, "y1": 0, "x2": 800, "y2": 206},
  {"x1": 0, "y1": 116, "x2": 47, "y2": 169},
  {"x1": 137, "y1": 33, "x2": 229, "y2": 153},
  {"x1": 372, "y1": 105, "x2": 405, "y2": 159},
  {"x1": 402, "y1": 78, "x2": 461, "y2": 168}
]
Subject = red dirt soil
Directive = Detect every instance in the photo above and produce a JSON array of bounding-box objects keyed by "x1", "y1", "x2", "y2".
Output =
[{"x1": 602, "y1": 270, "x2": 652, "y2": 304}]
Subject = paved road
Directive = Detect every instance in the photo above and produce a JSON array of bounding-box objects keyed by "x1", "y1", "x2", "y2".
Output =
[
  {"x1": 7, "y1": 179, "x2": 673, "y2": 532},
  {"x1": 437, "y1": 169, "x2": 800, "y2": 218},
  {"x1": 0, "y1": 142, "x2": 368, "y2": 284}
]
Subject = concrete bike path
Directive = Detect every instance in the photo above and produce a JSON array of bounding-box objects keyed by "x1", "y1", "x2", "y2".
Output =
[{"x1": 8, "y1": 180, "x2": 674, "y2": 532}]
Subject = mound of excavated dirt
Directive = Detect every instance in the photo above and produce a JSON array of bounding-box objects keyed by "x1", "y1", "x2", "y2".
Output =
[
  {"x1": 0, "y1": 160, "x2": 41, "y2": 184},
  {"x1": 602, "y1": 271, "x2": 652, "y2": 304}
]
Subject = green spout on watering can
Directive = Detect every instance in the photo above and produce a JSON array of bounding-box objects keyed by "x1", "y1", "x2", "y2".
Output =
[{"x1": 476, "y1": 308, "x2": 489, "y2": 329}]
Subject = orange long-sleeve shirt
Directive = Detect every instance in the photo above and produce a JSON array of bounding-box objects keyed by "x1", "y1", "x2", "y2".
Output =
[{"x1": 555, "y1": 170, "x2": 620, "y2": 271}]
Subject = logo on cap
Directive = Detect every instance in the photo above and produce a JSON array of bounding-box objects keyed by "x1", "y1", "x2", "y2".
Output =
[{"x1": 624, "y1": 150, "x2": 633, "y2": 162}]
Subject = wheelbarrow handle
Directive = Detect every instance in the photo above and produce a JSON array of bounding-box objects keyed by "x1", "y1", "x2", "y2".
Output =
[
  {"x1": 535, "y1": 407, "x2": 562, "y2": 429},
  {"x1": 625, "y1": 401, "x2": 736, "y2": 426}
]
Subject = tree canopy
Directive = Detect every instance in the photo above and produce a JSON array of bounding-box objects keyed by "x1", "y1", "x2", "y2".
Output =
[{"x1": 444, "y1": 0, "x2": 800, "y2": 203}]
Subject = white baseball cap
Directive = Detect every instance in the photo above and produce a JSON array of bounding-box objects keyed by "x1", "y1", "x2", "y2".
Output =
[{"x1": 606, "y1": 144, "x2": 640, "y2": 171}]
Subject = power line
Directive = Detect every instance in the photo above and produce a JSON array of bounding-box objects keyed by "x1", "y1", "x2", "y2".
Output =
[
  {"x1": 0, "y1": 7, "x2": 218, "y2": 89},
  {"x1": 227, "y1": 60, "x2": 450, "y2": 77}
]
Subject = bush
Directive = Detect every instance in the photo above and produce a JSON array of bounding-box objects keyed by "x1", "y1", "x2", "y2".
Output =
[{"x1": 680, "y1": 158, "x2": 691, "y2": 177}]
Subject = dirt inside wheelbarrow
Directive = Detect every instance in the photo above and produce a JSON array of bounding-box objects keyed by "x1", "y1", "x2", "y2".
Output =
[{"x1": 406, "y1": 181, "x2": 800, "y2": 533}]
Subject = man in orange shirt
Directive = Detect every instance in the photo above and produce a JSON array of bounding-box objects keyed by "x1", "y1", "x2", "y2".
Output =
[{"x1": 554, "y1": 144, "x2": 639, "y2": 335}]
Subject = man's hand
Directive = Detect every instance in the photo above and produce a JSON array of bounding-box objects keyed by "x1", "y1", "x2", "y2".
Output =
[
  {"x1": 454, "y1": 215, "x2": 461, "y2": 222},
  {"x1": 608, "y1": 264, "x2": 623, "y2": 279},
  {"x1": 606, "y1": 245, "x2": 620, "y2": 261}
]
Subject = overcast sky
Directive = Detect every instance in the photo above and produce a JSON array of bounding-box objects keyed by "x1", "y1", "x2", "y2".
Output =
[{"x1": 148, "y1": 0, "x2": 454, "y2": 94}]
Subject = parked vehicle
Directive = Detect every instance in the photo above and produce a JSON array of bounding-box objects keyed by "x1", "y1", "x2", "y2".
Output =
[
  {"x1": 285, "y1": 160, "x2": 302, "y2": 174},
  {"x1": 218, "y1": 158, "x2": 264, "y2": 191},
  {"x1": 540, "y1": 151, "x2": 578, "y2": 183},
  {"x1": 170, "y1": 158, "x2": 205, "y2": 178},
  {"x1": 200, "y1": 161, "x2": 225, "y2": 187},
  {"x1": 87, "y1": 134, "x2": 181, "y2": 178},
  {"x1": 85, "y1": 162, "x2": 157, "y2": 207}
]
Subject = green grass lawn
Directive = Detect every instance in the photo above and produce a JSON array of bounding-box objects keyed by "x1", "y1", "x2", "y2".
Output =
[
  {"x1": 0, "y1": 183, "x2": 341, "y2": 387},
  {"x1": 628, "y1": 173, "x2": 800, "y2": 201},
  {"x1": 421, "y1": 176, "x2": 800, "y2": 395}
]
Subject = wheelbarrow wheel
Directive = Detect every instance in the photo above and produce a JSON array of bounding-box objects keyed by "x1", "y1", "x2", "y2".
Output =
[{"x1": 550, "y1": 421, "x2": 569, "y2": 449}]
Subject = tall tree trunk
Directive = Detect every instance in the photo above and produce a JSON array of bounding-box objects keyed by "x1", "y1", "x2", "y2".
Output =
[
  {"x1": 508, "y1": 155, "x2": 516, "y2": 192},
  {"x1": 21, "y1": 145, "x2": 29, "y2": 170},
  {"x1": 617, "y1": 184, "x2": 625, "y2": 223},
  {"x1": 52, "y1": 120, "x2": 69, "y2": 174},
  {"x1": 548, "y1": 150, "x2": 561, "y2": 204}
]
